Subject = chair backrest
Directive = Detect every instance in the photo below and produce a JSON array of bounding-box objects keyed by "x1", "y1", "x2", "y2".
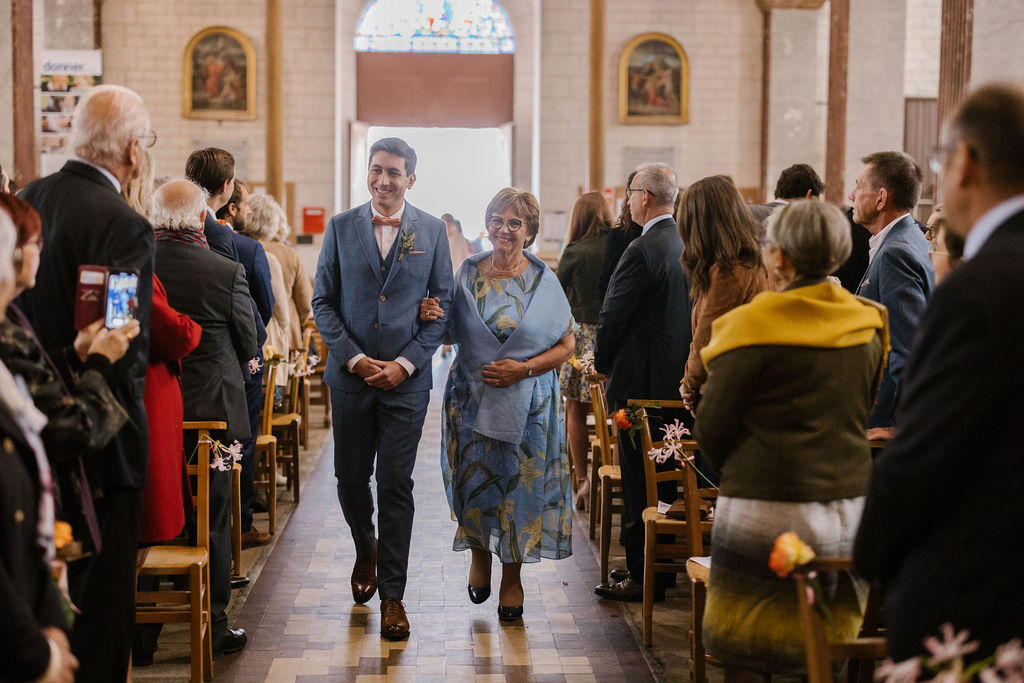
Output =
[
  {"x1": 182, "y1": 421, "x2": 227, "y2": 550},
  {"x1": 587, "y1": 374, "x2": 616, "y2": 467},
  {"x1": 260, "y1": 360, "x2": 278, "y2": 435},
  {"x1": 287, "y1": 345, "x2": 308, "y2": 411},
  {"x1": 794, "y1": 558, "x2": 887, "y2": 683},
  {"x1": 630, "y1": 399, "x2": 712, "y2": 555}
]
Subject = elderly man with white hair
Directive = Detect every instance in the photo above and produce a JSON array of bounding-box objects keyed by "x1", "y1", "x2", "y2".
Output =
[
  {"x1": 148, "y1": 178, "x2": 257, "y2": 660},
  {"x1": 18, "y1": 83, "x2": 155, "y2": 682}
]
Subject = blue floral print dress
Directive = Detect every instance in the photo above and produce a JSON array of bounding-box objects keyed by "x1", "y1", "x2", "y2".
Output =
[{"x1": 441, "y1": 259, "x2": 575, "y2": 563}]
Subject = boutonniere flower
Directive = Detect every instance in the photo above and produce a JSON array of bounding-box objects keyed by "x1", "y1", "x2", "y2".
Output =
[{"x1": 398, "y1": 227, "x2": 416, "y2": 261}]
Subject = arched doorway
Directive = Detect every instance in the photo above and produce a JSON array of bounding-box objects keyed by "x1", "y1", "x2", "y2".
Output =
[{"x1": 346, "y1": 0, "x2": 517, "y2": 243}]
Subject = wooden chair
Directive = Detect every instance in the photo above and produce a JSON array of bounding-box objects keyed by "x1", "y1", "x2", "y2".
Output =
[
  {"x1": 253, "y1": 360, "x2": 279, "y2": 534},
  {"x1": 295, "y1": 327, "x2": 314, "y2": 448},
  {"x1": 136, "y1": 421, "x2": 226, "y2": 682},
  {"x1": 273, "y1": 359, "x2": 303, "y2": 504},
  {"x1": 304, "y1": 321, "x2": 332, "y2": 427},
  {"x1": 230, "y1": 462, "x2": 242, "y2": 576},
  {"x1": 630, "y1": 399, "x2": 716, "y2": 648},
  {"x1": 795, "y1": 558, "x2": 887, "y2": 683},
  {"x1": 591, "y1": 376, "x2": 625, "y2": 584}
]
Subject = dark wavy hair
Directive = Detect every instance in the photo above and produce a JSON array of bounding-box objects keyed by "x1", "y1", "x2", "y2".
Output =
[{"x1": 676, "y1": 175, "x2": 762, "y2": 297}]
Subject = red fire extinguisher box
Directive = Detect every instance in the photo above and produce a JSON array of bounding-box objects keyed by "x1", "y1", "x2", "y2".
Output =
[{"x1": 302, "y1": 207, "x2": 326, "y2": 234}]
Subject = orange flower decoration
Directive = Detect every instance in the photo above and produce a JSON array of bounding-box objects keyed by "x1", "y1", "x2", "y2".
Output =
[
  {"x1": 768, "y1": 531, "x2": 816, "y2": 578},
  {"x1": 54, "y1": 521, "x2": 73, "y2": 550},
  {"x1": 614, "y1": 408, "x2": 633, "y2": 431}
]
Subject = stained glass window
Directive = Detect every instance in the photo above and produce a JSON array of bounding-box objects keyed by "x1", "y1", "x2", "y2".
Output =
[{"x1": 355, "y1": 0, "x2": 515, "y2": 54}]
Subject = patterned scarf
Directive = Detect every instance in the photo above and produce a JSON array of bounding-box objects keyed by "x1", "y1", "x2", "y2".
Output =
[{"x1": 154, "y1": 226, "x2": 209, "y2": 249}]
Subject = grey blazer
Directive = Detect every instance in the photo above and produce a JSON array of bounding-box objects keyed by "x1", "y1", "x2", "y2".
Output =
[
  {"x1": 312, "y1": 201, "x2": 454, "y2": 393},
  {"x1": 856, "y1": 214, "x2": 933, "y2": 427},
  {"x1": 156, "y1": 241, "x2": 257, "y2": 443}
]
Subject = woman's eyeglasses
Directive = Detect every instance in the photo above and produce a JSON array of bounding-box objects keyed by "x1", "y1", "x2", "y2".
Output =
[{"x1": 488, "y1": 216, "x2": 523, "y2": 232}]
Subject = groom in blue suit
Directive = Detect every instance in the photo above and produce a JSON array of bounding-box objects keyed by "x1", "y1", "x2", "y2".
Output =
[{"x1": 313, "y1": 138, "x2": 453, "y2": 640}]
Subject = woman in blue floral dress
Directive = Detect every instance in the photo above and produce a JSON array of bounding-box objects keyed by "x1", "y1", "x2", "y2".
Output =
[{"x1": 421, "y1": 188, "x2": 576, "y2": 621}]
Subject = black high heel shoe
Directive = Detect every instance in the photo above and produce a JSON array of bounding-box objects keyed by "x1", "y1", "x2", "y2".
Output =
[
  {"x1": 497, "y1": 604, "x2": 524, "y2": 621},
  {"x1": 468, "y1": 584, "x2": 491, "y2": 604}
]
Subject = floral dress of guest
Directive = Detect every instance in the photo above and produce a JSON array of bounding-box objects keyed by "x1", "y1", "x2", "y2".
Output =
[{"x1": 441, "y1": 255, "x2": 577, "y2": 564}]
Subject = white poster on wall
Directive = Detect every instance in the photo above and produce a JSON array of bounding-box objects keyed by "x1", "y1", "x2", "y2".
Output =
[{"x1": 40, "y1": 50, "x2": 102, "y2": 176}]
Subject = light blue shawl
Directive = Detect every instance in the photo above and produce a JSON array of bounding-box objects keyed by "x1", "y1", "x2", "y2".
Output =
[{"x1": 450, "y1": 251, "x2": 572, "y2": 443}]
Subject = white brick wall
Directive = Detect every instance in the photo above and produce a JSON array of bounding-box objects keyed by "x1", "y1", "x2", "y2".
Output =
[
  {"x1": 904, "y1": 0, "x2": 940, "y2": 98},
  {"x1": 972, "y1": 0, "x2": 1024, "y2": 85},
  {"x1": 603, "y1": 0, "x2": 764, "y2": 195},
  {"x1": 101, "y1": 0, "x2": 335, "y2": 236}
]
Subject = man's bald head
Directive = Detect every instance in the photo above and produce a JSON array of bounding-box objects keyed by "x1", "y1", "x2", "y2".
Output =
[
  {"x1": 149, "y1": 178, "x2": 209, "y2": 232},
  {"x1": 71, "y1": 85, "x2": 150, "y2": 170}
]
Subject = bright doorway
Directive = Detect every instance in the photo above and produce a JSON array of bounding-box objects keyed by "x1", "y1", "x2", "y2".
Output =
[{"x1": 350, "y1": 125, "x2": 512, "y2": 249}]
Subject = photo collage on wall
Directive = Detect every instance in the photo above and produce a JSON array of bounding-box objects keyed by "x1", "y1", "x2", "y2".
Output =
[{"x1": 39, "y1": 50, "x2": 102, "y2": 175}]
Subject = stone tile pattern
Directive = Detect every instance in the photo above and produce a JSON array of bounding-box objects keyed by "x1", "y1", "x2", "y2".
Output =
[{"x1": 208, "y1": 377, "x2": 661, "y2": 683}]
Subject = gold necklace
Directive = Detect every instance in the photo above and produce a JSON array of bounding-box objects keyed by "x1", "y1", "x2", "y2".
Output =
[{"x1": 488, "y1": 254, "x2": 524, "y2": 276}]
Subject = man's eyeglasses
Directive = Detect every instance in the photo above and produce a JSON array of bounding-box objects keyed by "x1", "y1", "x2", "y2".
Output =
[
  {"x1": 625, "y1": 186, "x2": 648, "y2": 200},
  {"x1": 488, "y1": 215, "x2": 524, "y2": 232},
  {"x1": 928, "y1": 142, "x2": 960, "y2": 175},
  {"x1": 137, "y1": 130, "x2": 158, "y2": 149}
]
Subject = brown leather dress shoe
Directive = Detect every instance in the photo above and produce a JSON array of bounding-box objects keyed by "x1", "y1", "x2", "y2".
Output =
[
  {"x1": 380, "y1": 598, "x2": 410, "y2": 640},
  {"x1": 351, "y1": 542, "x2": 377, "y2": 604},
  {"x1": 240, "y1": 527, "x2": 271, "y2": 549}
]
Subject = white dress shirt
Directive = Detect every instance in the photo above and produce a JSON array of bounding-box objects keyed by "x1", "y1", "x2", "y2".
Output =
[
  {"x1": 641, "y1": 213, "x2": 674, "y2": 236},
  {"x1": 867, "y1": 213, "x2": 910, "y2": 263},
  {"x1": 371, "y1": 202, "x2": 405, "y2": 258},
  {"x1": 963, "y1": 193, "x2": 1024, "y2": 259}
]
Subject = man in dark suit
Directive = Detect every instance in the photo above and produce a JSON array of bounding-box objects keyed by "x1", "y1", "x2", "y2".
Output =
[
  {"x1": 313, "y1": 137, "x2": 453, "y2": 639},
  {"x1": 17, "y1": 84, "x2": 154, "y2": 682},
  {"x1": 187, "y1": 152, "x2": 274, "y2": 552},
  {"x1": 855, "y1": 82, "x2": 1024, "y2": 660},
  {"x1": 151, "y1": 178, "x2": 257, "y2": 658},
  {"x1": 749, "y1": 162, "x2": 824, "y2": 223},
  {"x1": 592, "y1": 162, "x2": 692, "y2": 601},
  {"x1": 849, "y1": 151, "x2": 934, "y2": 439}
]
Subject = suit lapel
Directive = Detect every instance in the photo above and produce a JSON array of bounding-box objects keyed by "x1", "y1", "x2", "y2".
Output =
[
  {"x1": 354, "y1": 203, "x2": 385, "y2": 287},
  {"x1": 857, "y1": 215, "x2": 913, "y2": 293}
]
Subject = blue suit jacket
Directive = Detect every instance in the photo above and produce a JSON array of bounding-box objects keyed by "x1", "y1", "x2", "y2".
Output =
[
  {"x1": 856, "y1": 214, "x2": 933, "y2": 427},
  {"x1": 231, "y1": 230, "x2": 275, "y2": 327},
  {"x1": 312, "y1": 201, "x2": 454, "y2": 393}
]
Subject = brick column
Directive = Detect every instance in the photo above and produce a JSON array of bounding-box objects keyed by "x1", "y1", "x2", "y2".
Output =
[
  {"x1": 588, "y1": 0, "x2": 604, "y2": 191},
  {"x1": 824, "y1": 0, "x2": 849, "y2": 205},
  {"x1": 11, "y1": 0, "x2": 33, "y2": 186},
  {"x1": 937, "y1": 0, "x2": 972, "y2": 135}
]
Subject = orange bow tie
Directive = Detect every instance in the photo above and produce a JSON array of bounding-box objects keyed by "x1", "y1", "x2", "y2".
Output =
[{"x1": 372, "y1": 215, "x2": 401, "y2": 227}]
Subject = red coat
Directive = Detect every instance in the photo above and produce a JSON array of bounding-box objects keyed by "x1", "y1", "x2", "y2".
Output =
[{"x1": 139, "y1": 276, "x2": 201, "y2": 544}]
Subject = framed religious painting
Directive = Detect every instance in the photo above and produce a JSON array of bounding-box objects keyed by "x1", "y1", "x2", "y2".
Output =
[
  {"x1": 183, "y1": 27, "x2": 256, "y2": 119},
  {"x1": 618, "y1": 33, "x2": 689, "y2": 125}
]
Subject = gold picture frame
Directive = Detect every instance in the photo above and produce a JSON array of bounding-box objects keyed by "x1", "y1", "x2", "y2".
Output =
[
  {"x1": 183, "y1": 26, "x2": 255, "y2": 120},
  {"x1": 618, "y1": 33, "x2": 689, "y2": 125}
]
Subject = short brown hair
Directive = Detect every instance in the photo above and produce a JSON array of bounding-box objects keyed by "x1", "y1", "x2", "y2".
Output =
[
  {"x1": 861, "y1": 151, "x2": 922, "y2": 211},
  {"x1": 217, "y1": 179, "x2": 249, "y2": 221},
  {"x1": 185, "y1": 147, "x2": 234, "y2": 195},
  {"x1": 567, "y1": 191, "x2": 611, "y2": 244},
  {"x1": 948, "y1": 82, "x2": 1024, "y2": 192},
  {"x1": 485, "y1": 188, "x2": 540, "y2": 248}
]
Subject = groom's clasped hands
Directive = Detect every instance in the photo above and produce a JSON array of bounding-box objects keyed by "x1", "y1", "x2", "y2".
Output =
[{"x1": 353, "y1": 356, "x2": 409, "y2": 390}]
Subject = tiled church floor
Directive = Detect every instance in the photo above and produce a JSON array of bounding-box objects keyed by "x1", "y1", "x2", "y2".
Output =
[{"x1": 137, "y1": 359, "x2": 702, "y2": 682}]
